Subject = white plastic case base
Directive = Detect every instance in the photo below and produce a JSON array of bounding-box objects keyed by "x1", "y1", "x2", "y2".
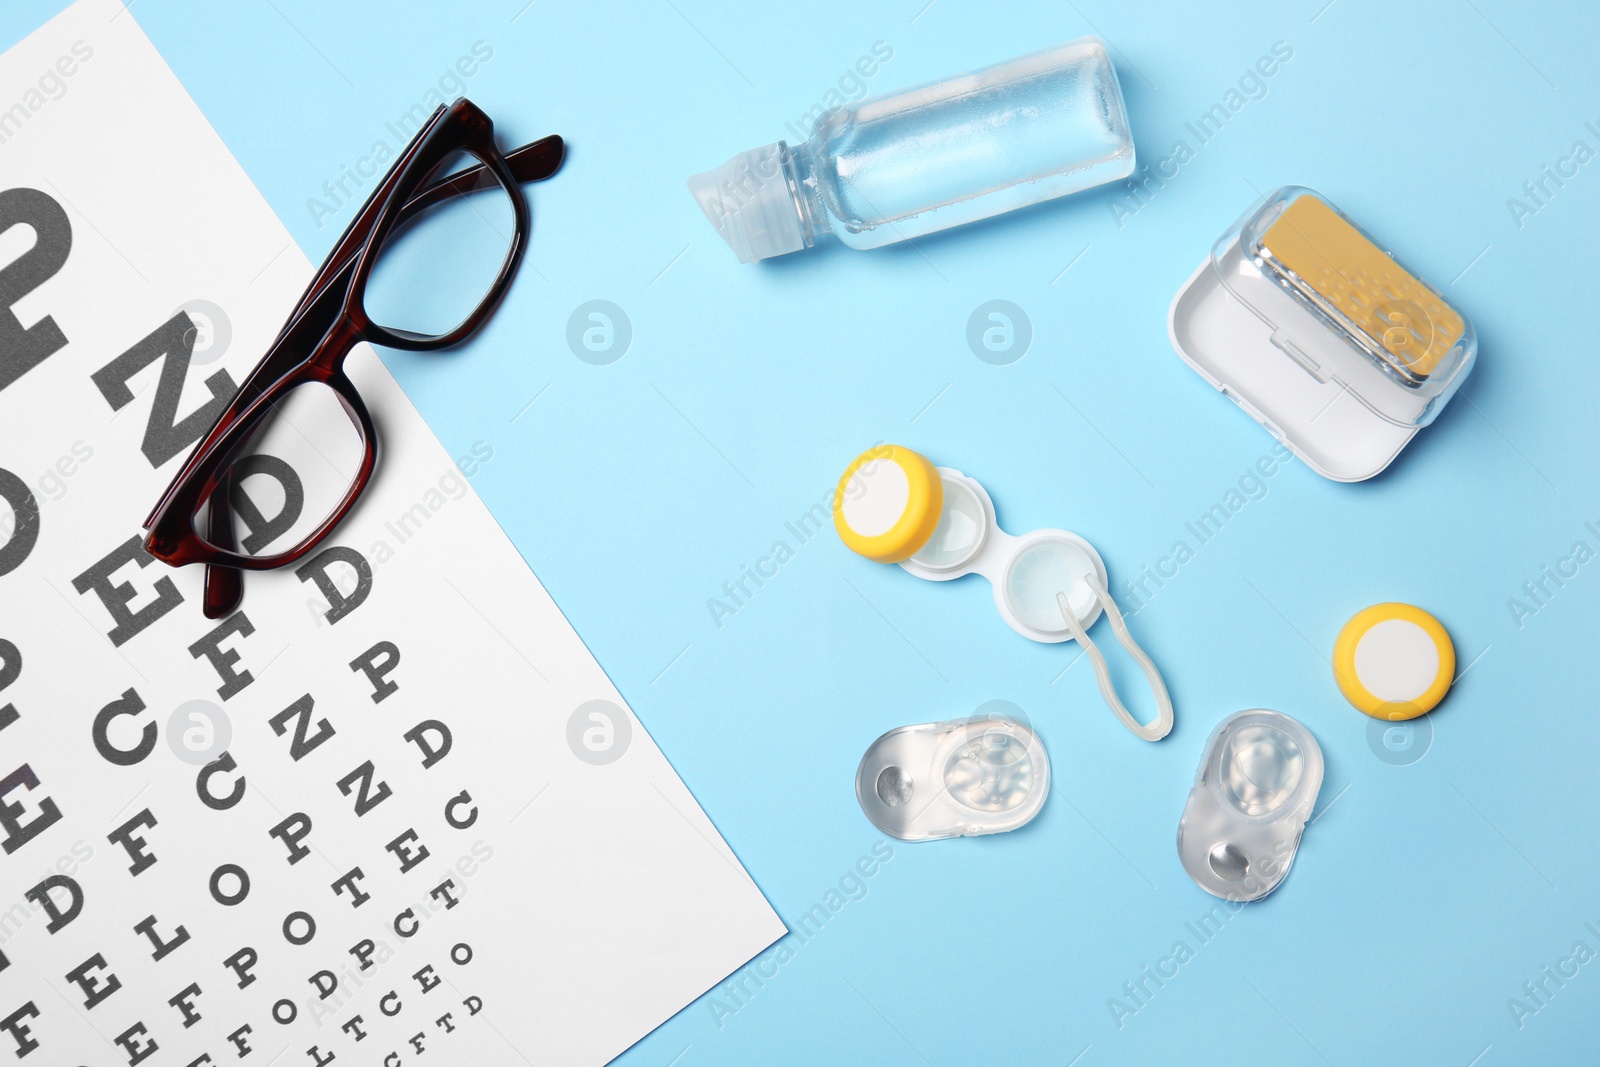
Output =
[
  {"x1": 901, "y1": 467, "x2": 1110, "y2": 641},
  {"x1": 1170, "y1": 260, "x2": 1416, "y2": 482}
]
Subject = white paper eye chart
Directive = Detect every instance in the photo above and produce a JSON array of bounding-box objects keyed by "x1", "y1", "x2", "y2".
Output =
[{"x1": 0, "y1": 2, "x2": 785, "y2": 1064}]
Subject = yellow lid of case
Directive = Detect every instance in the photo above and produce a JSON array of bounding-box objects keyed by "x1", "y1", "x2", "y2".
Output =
[
  {"x1": 1260, "y1": 194, "x2": 1465, "y2": 382},
  {"x1": 1332, "y1": 602, "x2": 1455, "y2": 720},
  {"x1": 832, "y1": 445, "x2": 944, "y2": 563}
]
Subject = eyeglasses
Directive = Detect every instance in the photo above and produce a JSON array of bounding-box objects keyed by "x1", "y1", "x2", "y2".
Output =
[{"x1": 142, "y1": 99, "x2": 563, "y2": 618}]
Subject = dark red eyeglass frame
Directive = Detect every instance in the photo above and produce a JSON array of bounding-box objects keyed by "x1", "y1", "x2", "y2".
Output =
[{"x1": 142, "y1": 98, "x2": 564, "y2": 618}]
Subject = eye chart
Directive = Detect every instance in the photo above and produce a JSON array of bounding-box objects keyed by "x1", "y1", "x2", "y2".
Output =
[{"x1": 0, "y1": 2, "x2": 785, "y2": 1064}]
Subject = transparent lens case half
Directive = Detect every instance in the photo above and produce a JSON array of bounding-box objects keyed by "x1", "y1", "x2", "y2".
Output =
[
  {"x1": 1177, "y1": 710, "x2": 1323, "y2": 902},
  {"x1": 857, "y1": 715, "x2": 1049, "y2": 842},
  {"x1": 1170, "y1": 186, "x2": 1476, "y2": 481}
]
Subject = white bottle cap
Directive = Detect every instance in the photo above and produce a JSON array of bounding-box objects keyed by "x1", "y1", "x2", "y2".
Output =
[{"x1": 686, "y1": 142, "x2": 808, "y2": 264}]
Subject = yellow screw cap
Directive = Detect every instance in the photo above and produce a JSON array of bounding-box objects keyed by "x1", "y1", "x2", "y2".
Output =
[
  {"x1": 1332, "y1": 602, "x2": 1455, "y2": 720},
  {"x1": 833, "y1": 445, "x2": 944, "y2": 563}
]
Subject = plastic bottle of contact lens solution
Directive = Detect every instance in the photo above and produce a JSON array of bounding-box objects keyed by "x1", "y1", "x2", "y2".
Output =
[{"x1": 688, "y1": 37, "x2": 1134, "y2": 263}]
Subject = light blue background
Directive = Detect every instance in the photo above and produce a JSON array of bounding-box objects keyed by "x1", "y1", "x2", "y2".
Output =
[{"x1": 6, "y1": 1, "x2": 1599, "y2": 1063}]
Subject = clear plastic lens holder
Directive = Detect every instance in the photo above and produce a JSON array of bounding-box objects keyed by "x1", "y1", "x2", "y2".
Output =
[
  {"x1": 1177, "y1": 710, "x2": 1324, "y2": 901},
  {"x1": 857, "y1": 714, "x2": 1050, "y2": 841}
]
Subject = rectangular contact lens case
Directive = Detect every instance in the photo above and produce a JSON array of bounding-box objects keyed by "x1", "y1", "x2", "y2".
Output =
[{"x1": 1169, "y1": 187, "x2": 1477, "y2": 482}]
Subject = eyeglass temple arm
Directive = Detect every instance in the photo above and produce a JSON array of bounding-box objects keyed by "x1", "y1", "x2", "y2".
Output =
[
  {"x1": 399, "y1": 134, "x2": 566, "y2": 217},
  {"x1": 203, "y1": 473, "x2": 243, "y2": 618}
]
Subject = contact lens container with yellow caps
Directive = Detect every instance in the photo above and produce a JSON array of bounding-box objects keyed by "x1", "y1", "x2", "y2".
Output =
[
  {"x1": 1170, "y1": 187, "x2": 1477, "y2": 481},
  {"x1": 834, "y1": 445, "x2": 1174, "y2": 742}
]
